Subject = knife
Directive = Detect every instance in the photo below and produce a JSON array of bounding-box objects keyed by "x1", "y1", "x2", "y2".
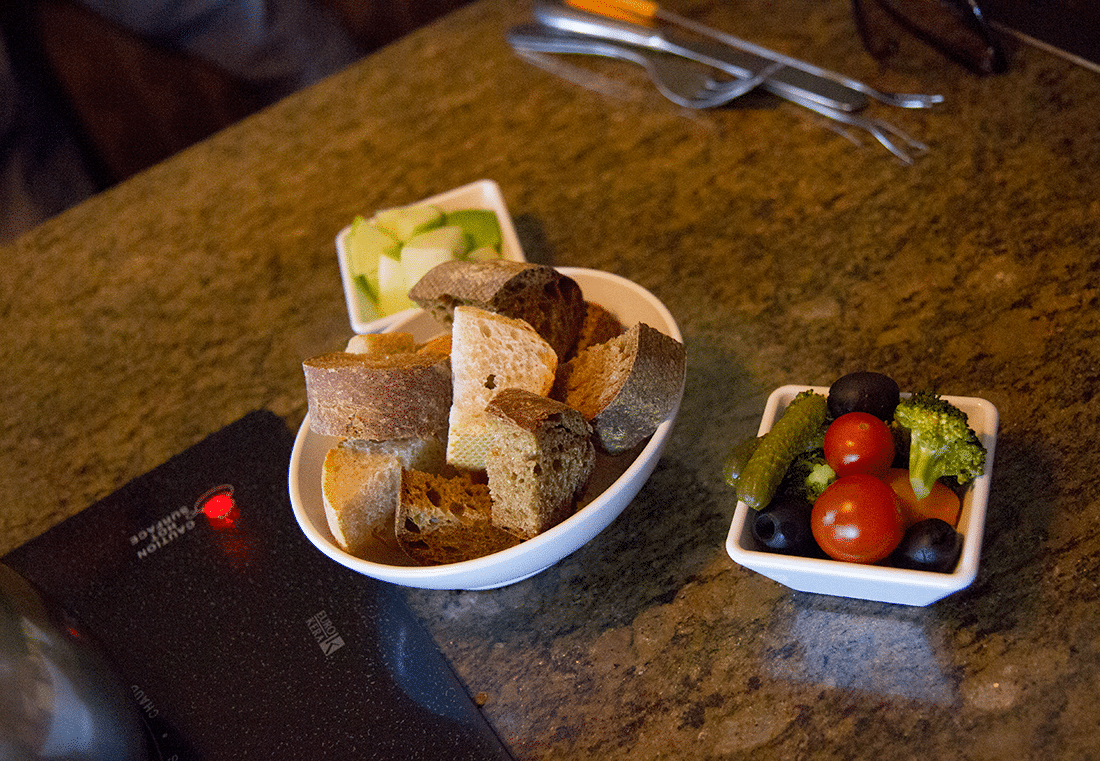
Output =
[{"x1": 532, "y1": 0, "x2": 869, "y2": 112}]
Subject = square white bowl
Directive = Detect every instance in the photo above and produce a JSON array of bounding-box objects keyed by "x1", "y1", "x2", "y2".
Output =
[
  {"x1": 336, "y1": 179, "x2": 528, "y2": 334},
  {"x1": 290, "y1": 267, "x2": 684, "y2": 590},
  {"x1": 725, "y1": 385, "x2": 999, "y2": 606}
]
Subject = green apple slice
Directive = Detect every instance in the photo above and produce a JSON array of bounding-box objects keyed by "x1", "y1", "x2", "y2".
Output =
[
  {"x1": 345, "y1": 215, "x2": 399, "y2": 298},
  {"x1": 401, "y1": 225, "x2": 469, "y2": 289},
  {"x1": 444, "y1": 209, "x2": 502, "y2": 251},
  {"x1": 372, "y1": 203, "x2": 444, "y2": 242}
]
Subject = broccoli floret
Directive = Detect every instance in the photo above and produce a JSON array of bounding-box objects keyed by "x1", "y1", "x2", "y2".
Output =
[
  {"x1": 779, "y1": 450, "x2": 836, "y2": 503},
  {"x1": 893, "y1": 391, "x2": 987, "y2": 499}
]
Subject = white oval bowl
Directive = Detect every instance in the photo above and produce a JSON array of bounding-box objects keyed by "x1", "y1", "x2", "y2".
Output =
[{"x1": 289, "y1": 267, "x2": 684, "y2": 590}]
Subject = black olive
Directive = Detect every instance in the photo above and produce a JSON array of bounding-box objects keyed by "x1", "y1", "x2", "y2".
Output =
[
  {"x1": 827, "y1": 371, "x2": 901, "y2": 421},
  {"x1": 891, "y1": 519, "x2": 964, "y2": 573},
  {"x1": 752, "y1": 497, "x2": 815, "y2": 554}
]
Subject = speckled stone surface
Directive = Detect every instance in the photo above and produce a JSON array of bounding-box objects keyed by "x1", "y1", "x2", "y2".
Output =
[{"x1": 3, "y1": 0, "x2": 1100, "y2": 758}]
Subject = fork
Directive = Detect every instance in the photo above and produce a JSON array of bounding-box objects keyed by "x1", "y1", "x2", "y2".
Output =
[
  {"x1": 651, "y1": 50, "x2": 930, "y2": 162},
  {"x1": 648, "y1": 47, "x2": 930, "y2": 163},
  {"x1": 508, "y1": 24, "x2": 778, "y2": 109},
  {"x1": 510, "y1": 27, "x2": 928, "y2": 162}
]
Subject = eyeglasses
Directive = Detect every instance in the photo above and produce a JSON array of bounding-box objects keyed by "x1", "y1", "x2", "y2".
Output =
[{"x1": 852, "y1": 0, "x2": 1008, "y2": 75}]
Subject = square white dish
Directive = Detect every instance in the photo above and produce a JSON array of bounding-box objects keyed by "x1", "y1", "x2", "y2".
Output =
[
  {"x1": 725, "y1": 384, "x2": 999, "y2": 606},
  {"x1": 336, "y1": 179, "x2": 527, "y2": 334},
  {"x1": 290, "y1": 266, "x2": 684, "y2": 590}
]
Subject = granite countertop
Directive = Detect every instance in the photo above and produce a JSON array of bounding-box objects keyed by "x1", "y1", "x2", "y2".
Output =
[{"x1": 3, "y1": 0, "x2": 1100, "y2": 758}]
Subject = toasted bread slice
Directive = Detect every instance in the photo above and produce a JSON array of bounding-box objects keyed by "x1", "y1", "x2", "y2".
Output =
[
  {"x1": 484, "y1": 388, "x2": 595, "y2": 540},
  {"x1": 345, "y1": 332, "x2": 416, "y2": 356},
  {"x1": 565, "y1": 302, "x2": 623, "y2": 361},
  {"x1": 552, "y1": 323, "x2": 685, "y2": 454},
  {"x1": 321, "y1": 447, "x2": 402, "y2": 557},
  {"x1": 304, "y1": 349, "x2": 451, "y2": 440},
  {"x1": 409, "y1": 260, "x2": 585, "y2": 358},
  {"x1": 396, "y1": 470, "x2": 521, "y2": 565}
]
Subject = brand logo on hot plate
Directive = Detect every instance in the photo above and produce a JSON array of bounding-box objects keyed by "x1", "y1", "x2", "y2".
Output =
[{"x1": 308, "y1": 610, "x2": 344, "y2": 656}]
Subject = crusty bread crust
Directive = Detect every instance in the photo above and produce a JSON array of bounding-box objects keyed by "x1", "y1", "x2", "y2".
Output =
[
  {"x1": 409, "y1": 260, "x2": 586, "y2": 358},
  {"x1": 304, "y1": 350, "x2": 451, "y2": 439},
  {"x1": 552, "y1": 323, "x2": 685, "y2": 454},
  {"x1": 484, "y1": 388, "x2": 595, "y2": 540},
  {"x1": 345, "y1": 332, "x2": 416, "y2": 356}
]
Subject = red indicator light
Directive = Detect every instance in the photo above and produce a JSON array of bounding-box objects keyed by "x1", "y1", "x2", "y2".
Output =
[{"x1": 197, "y1": 485, "x2": 239, "y2": 528}]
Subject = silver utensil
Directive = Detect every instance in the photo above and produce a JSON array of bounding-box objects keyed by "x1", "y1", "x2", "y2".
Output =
[
  {"x1": 533, "y1": 1, "x2": 944, "y2": 111},
  {"x1": 781, "y1": 90, "x2": 929, "y2": 164},
  {"x1": 511, "y1": 28, "x2": 928, "y2": 163},
  {"x1": 508, "y1": 24, "x2": 779, "y2": 109}
]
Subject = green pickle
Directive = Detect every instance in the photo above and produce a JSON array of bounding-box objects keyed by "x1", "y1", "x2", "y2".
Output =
[
  {"x1": 722, "y1": 436, "x2": 762, "y2": 489},
  {"x1": 736, "y1": 391, "x2": 828, "y2": 510}
]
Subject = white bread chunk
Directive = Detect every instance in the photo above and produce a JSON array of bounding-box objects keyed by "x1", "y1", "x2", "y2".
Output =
[
  {"x1": 396, "y1": 470, "x2": 521, "y2": 565},
  {"x1": 552, "y1": 323, "x2": 686, "y2": 454},
  {"x1": 321, "y1": 436, "x2": 446, "y2": 559},
  {"x1": 303, "y1": 349, "x2": 451, "y2": 440},
  {"x1": 321, "y1": 446, "x2": 402, "y2": 557},
  {"x1": 484, "y1": 388, "x2": 595, "y2": 540},
  {"x1": 446, "y1": 306, "x2": 557, "y2": 470}
]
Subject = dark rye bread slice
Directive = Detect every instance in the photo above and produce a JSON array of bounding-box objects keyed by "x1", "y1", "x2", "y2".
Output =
[
  {"x1": 484, "y1": 388, "x2": 595, "y2": 540},
  {"x1": 303, "y1": 350, "x2": 450, "y2": 439},
  {"x1": 408, "y1": 260, "x2": 585, "y2": 358},
  {"x1": 396, "y1": 470, "x2": 521, "y2": 565},
  {"x1": 551, "y1": 323, "x2": 686, "y2": 455}
]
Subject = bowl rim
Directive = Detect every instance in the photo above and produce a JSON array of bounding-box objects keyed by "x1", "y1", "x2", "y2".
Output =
[
  {"x1": 725, "y1": 384, "x2": 999, "y2": 604},
  {"x1": 289, "y1": 266, "x2": 684, "y2": 589}
]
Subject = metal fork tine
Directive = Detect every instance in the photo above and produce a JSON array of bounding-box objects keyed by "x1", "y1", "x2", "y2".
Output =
[{"x1": 786, "y1": 93, "x2": 927, "y2": 163}]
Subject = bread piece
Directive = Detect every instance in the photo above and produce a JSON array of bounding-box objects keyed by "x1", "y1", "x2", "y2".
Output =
[
  {"x1": 340, "y1": 435, "x2": 447, "y2": 473},
  {"x1": 396, "y1": 470, "x2": 521, "y2": 565},
  {"x1": 321, "y1": 447, "x2": 402, "y2": 557},
  {"x1": 566, "y1": 302, "x2": 623, "y2": 361},
  {"x1": 484, "y1": 388, "x2": 595, "y2": 540},
  {"x1": 408, "y1": 260, "x2": 585, "y2": 358},
  {"x1": 446, "y1": 305, "x2": 558, "y2": 470},
  {"x1": 417, "y1": 333, "x2": 452, "y2": 356},
  {"x1": 552, "y1": 323, "x2": 686, "y2": 454},
  {"x1": 303, "y1": 349, "x2": 451, "y2": 439},
  {"x1": 345, "y1": 332, "x2": 416, "y2": 356}
]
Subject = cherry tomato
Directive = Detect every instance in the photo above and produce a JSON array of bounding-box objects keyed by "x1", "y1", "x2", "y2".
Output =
[
  {"x1": 824, "y1": 412, "x2": 895, "y2": 478},
  {"x1": 811, "y1": 474, "x2": 905, "y2": 563}
]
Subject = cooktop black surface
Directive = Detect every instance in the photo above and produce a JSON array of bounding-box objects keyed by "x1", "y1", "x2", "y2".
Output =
[{"x1": 4, "y1": 410, "x2": 513, "y2": 761}]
